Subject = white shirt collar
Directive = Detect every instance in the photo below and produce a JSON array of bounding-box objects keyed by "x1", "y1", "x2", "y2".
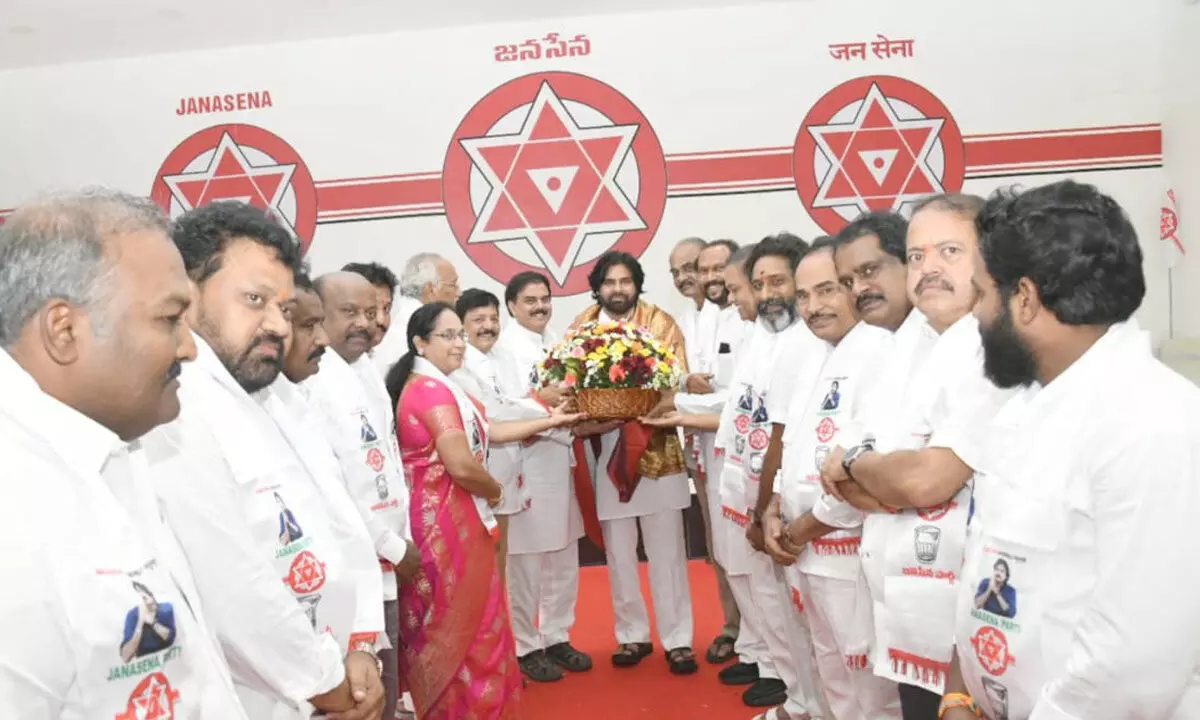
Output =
[{"x1": 0, "y1": 348, "x2": 127, "y2": 477}]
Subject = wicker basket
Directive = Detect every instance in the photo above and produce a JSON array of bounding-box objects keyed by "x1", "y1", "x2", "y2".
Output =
[{"x1": 575, "y1": 388, "x2": 662, "y2": 420}]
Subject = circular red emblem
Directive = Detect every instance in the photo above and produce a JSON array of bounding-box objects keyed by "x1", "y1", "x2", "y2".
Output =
[
  {"x1": 970, "y1": 626, "x2": 1015, "y2": 676},
  {"x1": 151, "y1": 124, "x2": 318, "y2": 254},
  {"x1": 917, "y1": 499, "x2": 955, "y2": 522},
  {"x1": 734, "y1": 413, "x2": 751, "y2": 435},
  {"x1": 815, "y1": 417, "x2": 838, "y2": 444},
  {"x1": 793, "y1": 76, "x2": 965, "y2": 235},
  {"x1": 115, "y1": 672, "x2": 180, "y2": 720},
  {"x1": 366, "y1": 447, "x2": 386, "y2": 473},
  {"x1": 443, "y1": 72, "x2": 667, "y2": 296},
  {"x1": 749, "y1": 428, "x2": 770, "y2": 450},
  {"x1": 285, "y1": 549, "x2": 327, "y2": 594}
]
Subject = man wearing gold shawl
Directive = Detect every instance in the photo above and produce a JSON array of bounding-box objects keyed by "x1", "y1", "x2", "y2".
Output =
[{"x1": 569, "y1": 250, "x2": 698, "y2": 675}]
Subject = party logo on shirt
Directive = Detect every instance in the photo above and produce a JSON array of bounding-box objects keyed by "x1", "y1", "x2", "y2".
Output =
[
  {"x1": 815, "y1": 417, "x2": 838, "y2": 443},
  {"x1": 814, "y1": 445, "x2": 830, "y2": 473},
  {"x1": 284, "y1": 550, "x2": 328, "y2": 594},
  {"x1": 748, "y1": 427, "x2": 770, "y2": 451},
  {"x1": 970, "y1": 626, "x2": 1015, "y2": 677},
  {"x1": 366, "y1": 447, "x2": 386, "y2": 473},
  {"x1": 113, "y1": 671, "x2": 180, "y2": 720}
]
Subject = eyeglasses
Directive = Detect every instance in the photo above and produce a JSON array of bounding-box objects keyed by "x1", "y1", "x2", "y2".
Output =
[{"x1": 430, "y1": 329, "x2": 469, "y2": 343}]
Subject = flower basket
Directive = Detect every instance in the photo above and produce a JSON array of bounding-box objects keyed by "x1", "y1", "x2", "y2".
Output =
[
  {"x1": 575, "y1": 387, "x2": 662, "y2": 421},
  {"x1": 538, "y1": 321, "x2": 681, "y2": 420}
]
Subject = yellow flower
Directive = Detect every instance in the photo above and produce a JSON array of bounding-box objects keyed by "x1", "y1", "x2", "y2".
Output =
[{"x1": 611, "y1": 340, "x2": 627, "y2": 356}]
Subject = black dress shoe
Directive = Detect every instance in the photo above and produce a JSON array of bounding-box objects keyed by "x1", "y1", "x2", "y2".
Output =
[
  {"x1": 743, "y1": 677, "x2": 787, "y2": 707},
  {"x1": 519, "y1": 651, "x2": 564, "y2": 682},
  {"x1": 545, "y1": 642, "x2": 593, "y2": 672},
  {"x1": 717, "y1": 661, "x2": 759, "y2": 685}
]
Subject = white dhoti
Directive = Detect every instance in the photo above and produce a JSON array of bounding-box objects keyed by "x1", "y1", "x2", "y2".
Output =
[
  {"x1": 792, "y1": 567, "x2": 901, "y2": 720},
  {"x1": 601, "y1": 509, "x2": 693, "y2": 650},
  {"x1": 507, "y1": 541, "x2": 581, "y2": 657}
]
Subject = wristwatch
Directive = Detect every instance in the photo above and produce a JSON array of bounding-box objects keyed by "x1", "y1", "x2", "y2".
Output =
[{"x1": 841, "y1": 443, "x2": 872, "y2": 480}]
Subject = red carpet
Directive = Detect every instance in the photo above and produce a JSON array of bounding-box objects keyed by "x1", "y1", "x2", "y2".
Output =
[{"x1": 523, "y1": 560, "x2": 754, "y2": 719}]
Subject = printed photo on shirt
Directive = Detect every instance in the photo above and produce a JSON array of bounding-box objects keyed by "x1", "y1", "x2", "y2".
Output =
[
  {"x1": 276, "y1": 492, "x2": 304, "y2": 546},
  {"x1": 820, "y1": 379, "x2": 841, "y2": 411},
  {"x1": 974, "y1": 558, "x2": 1018, "y2": 619},
  {"x1": 360, "y1": 412, "x2": 379, "y2": 444},
  {"x1": 120, "y1": 581, "x2": 177, "y2": 662},
  {"x1": 298, "y1": 594, "x2": 322, "y2": 629},
  {"x1": 375, "y1": 473, "x2": 390, "y2": 500},
  {"x1": 981, "y1": 677, "x2": 1010, "y2": 720}
]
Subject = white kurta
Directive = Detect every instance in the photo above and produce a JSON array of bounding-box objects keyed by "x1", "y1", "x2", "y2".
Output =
[
  {"x1": 675, "y1": 304, "x2": 750, "y2": 567},
  {"x1": 371, "y1": 295, "x2": 422, "y2": 377},
  {"x1": 714, "y1": 317, "x2": 829, "y2": 719},
  {"x1": 451, "y1": 343, "x2": 538, "y2": 517},
  {"x1": 678, "y1": 300, "x2": 721, "y2": 471},
  {"x1": 494, "y1": 322, "x2": 583, "y2": 554},
  {"x1": 956, "y1": 320, "x2": 1200, "y2": 720},
  {"x1": 143, "y1": 335, "x2": 374, "y2": 719},
  {"x1": 779, "y1": 321, "x2": 901, "y2": 720},
  {"x1": 857, "y1": 312, "x2": 1013, "y2": 695},
  {"x1": 0, "y1": 351, "x2": 248, "y2": 720},
  {"x1": 303, "y1": 350, "x2": 412, "y2": 602},
  {"x1": 492, "y1": 322, "x2": 585, "y2": 657}
]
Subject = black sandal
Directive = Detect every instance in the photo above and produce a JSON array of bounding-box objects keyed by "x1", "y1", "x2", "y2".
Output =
[
  {"x1": 705, "y1": 633, "x2": 737, "y2": 664},
  {"x1": 666, "y1": 646, "x2": 699, "y2": 675},
  {"x1": 611, "y1": 642, "x2": 653, "y2": 667}
]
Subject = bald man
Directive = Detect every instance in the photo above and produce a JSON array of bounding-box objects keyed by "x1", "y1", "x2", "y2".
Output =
[{"x1": 304, "y1": 271, "x2": 417, "y2": 720}]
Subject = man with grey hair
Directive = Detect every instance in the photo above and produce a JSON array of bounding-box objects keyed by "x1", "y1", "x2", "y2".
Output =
[
  {"x1": 371, "y1": 252, "x2": 460, "y2": 375},
  {"x1": 0, "y1": 189, "x2": 249, "y2": 717}
]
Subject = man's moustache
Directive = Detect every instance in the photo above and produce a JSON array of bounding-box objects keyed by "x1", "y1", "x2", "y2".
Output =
[
  {"x1": 307, "y1": 346, "x2": 326, "y2": 362},
  {"x1": 532, "y1": 309, "x2": 549, "y2": 317},
  {"x1": 916, "y1": 275, "x2": 953, "y2": 294},
  {"x1": 165, "y1": 361, "x2": 182, "y2": 382},
  {"x1": 478, "y1": 329, "x2": 498, "y2": 338},
  {"x1": 346, "y1": 329, "x2": 372, "y2": 342},
  {"x1": 704, "y1": 281, "x2": 725, "y2": 294},
  {"x1": 856, "y1": 293, "x2": 885, "y2": 310}
]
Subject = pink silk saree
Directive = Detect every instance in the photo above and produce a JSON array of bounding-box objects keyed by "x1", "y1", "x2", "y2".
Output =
[{"x1": 395, "y1": 374, "x2": 522, "y2": 719}]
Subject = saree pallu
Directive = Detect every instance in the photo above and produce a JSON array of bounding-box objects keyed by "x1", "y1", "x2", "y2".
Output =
[{"x1": 396, "y1": 375, "x2": 522, "y2": 719}]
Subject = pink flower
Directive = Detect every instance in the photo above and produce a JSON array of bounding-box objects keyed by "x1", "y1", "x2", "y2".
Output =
[
  {"x1": 570, "y1": 345, "x2": 585, "y2": 359},
  {"x1": 609, "y1": 365, "x2": 627, "y2": 383}
]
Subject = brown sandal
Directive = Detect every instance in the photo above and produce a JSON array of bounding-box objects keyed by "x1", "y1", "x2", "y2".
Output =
[{"x1": 611, "y1": 642, "x2": 653, "y2": 667}]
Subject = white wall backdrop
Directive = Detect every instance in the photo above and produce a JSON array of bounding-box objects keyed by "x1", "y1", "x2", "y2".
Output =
[{"x1": 0, "y1": 0, "x2": 1171, "y2": 342}]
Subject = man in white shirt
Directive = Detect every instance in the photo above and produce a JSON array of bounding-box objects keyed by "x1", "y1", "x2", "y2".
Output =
[
  {"x1": 767, "y1": 238, "x2": 901, "y2": 720},
  {"x1": 281, "y1": 273, "x2": 331, "y2": 385},
  {"x1": 675, "y1": 239, "x2": 745, "y2": 667},
  {"x1": 819, "y1": 194, "x2": 1011, "y2": 720},
  {"x1": 372, "y1": 253, "x2": 460, "y2": 376},
  {"x1": 938, "y1": 181, "x2": 1200, "y2": 720},
  {"x1": 0, "y1": 189, "x2": 248, "y2": 718},
  {"x1": 498, "y1": 273, "x2": 592, "y2": 678},
  {"x1": 304, "y1": 270, "x2": 418, "y2": 720},
  {"x1": 736, "y1": 233, "x2": 830, "y2": 720},
  {"x1": 141, "y1": 202, "x2": 385, "y2": 719},
  {"x1": 342, "y1": 262, "x2": 399, "y2": 352}
]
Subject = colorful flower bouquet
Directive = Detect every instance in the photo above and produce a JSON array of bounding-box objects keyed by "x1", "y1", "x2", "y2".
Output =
[{"x1": 538, "y1": 321, "x2": 682, "y2": 419}]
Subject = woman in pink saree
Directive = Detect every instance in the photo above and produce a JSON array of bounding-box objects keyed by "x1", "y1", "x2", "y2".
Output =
[{"x1": 386, "y1": 302, "x2": 580, "y2": 719}]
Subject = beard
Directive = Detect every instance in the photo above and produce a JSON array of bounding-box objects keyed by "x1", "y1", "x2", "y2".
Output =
[
  {"x1": 758, "y1": 297, "x2": 798, "y2": 333},
  {"x1": 980, "y1": 303, "x2": 1039, "y2": 388},
  {"x1": 704, "y1": 280, "x2": 729, "y2": 306},
  {"x1": 599, "y1": 291, "x2": 636, "y2": 316},
  {"x1": 198, "y1": 313, "x2": 284, "y2": 393}
]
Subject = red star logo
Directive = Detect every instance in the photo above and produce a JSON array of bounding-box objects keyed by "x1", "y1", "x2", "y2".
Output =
[
  {"x1": 971, "y1": 626, "x2": 1014, "y2": 676},
  {"x1": 161, "y1": 132, "x2": 298, "y2": 236},
  {"x1": 284, "y1": 550, "x2": 327, "y2": 594},
  {"x1": 459, "y1": 82, "x2": 645, "y2": 285},
  {"x1": 115, "y1": 672, "x2": 180, "y2": 720},
  {"x1": 808, "y1": 83, "x2": 945, "y2": 214}
]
